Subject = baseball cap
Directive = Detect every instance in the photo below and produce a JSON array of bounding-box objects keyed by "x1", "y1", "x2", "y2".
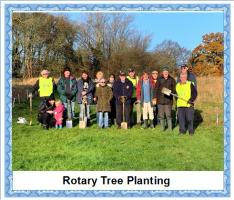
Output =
[{"x1": 119, "y1": 70, "x2": 126, "y2": 76}]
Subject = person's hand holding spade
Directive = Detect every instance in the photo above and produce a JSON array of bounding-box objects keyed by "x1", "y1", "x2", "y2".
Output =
[{"x1": 119, "y1": 96, "x2": 127, "y2": 103}]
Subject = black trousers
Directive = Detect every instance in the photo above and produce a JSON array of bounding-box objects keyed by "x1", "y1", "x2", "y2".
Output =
[
  {"x1": 38, "y1": 113, "x2": 55, "y2": 128},
  {"x1": 116, "y1": 103, "x2": 131, "y2": 127},
  {"x1": 152, "y1": 105, "x2": 158, "y2": 125},
  {"x1": 130, "y1": 97, "x2": 137, "y2": 125},
  {"x1": 177, "y1": 107, "x2": 194, "y2": 134},
  {"x1": 109, "y1": 97, "x2": 116, "y2": 124}
]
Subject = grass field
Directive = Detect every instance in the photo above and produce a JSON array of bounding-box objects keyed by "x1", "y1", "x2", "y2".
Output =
[{"x1": 12, "y1": 76, "x2": 224, "y2": 171}]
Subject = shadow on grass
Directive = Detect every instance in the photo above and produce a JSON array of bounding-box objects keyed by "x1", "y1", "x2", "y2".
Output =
[
  {"x1": 172, "y1": 109, "x2": 203, "y2": 130},
  {"x1": 194, "y1": 109, "x2": 203, "y2": 130}
]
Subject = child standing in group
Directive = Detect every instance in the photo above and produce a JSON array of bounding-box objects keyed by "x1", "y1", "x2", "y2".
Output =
[
  {"x1": 54, "y1": 100, "x2": 65, "y2": 129},
  {"x1": 95, "y1": 78, "x2": 113, "y2": 128}
]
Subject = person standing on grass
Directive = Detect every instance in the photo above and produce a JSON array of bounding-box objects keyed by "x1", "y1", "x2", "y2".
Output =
[
  {"x1": 107, "y1": 74, "x2": 116, "y2": 125},
  {"x1": 176, "y1": 73, "x2": 197, "y2": 135},
  {"x1": 53, "y1": 100, "x2": 65, "y2": 129},
  {"x1": 93, "y1": 71, "x2": 104, "y2": 124},
  {"x1": 156, "y1": 66, "x2": 176, "y2": 132},
  {"x1": 57, "y1": 67, "x2": 78, "y2": 118},
  {"x1": 113, "y1": 71, "x2": 133, "y2": 129},
  {"x1": 151, "y1": 70, "x2": 159, "y2": 126},
  {"x1": 95, "y1": 78, "x2": 113, "y2": 128},
  {"x1": 127, "y1": 68, "x2": 141, "y2": 126},
  {"x1": 136, "y1": 71, "x2": 155, "y2": 129},
  {"x1": 37, "y1": 97, "x2": 56, "y2": 130},
  {"x1": 177, "y1": 64, "x2": 197, "y2": 88},
  {"x1": 31, "y1": 69, "x2": 56, "y2": 102},
  {"x1": 77, "y1": 70, "x2": 95, "y2": 127}
]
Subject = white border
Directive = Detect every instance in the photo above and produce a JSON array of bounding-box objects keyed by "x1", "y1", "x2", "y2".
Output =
[{"x1": 0, "y1": 0, "x2": 231, "y2": 199}]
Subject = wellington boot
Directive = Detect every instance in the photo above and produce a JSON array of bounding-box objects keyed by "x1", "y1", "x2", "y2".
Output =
[
  {"x1": 167, "y1": 119, "x2": 172, "y2": 132},
  {"x1": 160, "y1": 119, "x2": 165, "y2": 131},
  {"x1": 149, "y1": 120, "x2": 154, "y2": 128},
  {"x1": 142, "y1": 120, "x2": 148, "y2": 129}
]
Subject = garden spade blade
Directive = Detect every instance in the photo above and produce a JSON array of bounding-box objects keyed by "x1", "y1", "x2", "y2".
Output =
[{"x1": 161, "y1": 87, "x2": 172, "y2": 96}]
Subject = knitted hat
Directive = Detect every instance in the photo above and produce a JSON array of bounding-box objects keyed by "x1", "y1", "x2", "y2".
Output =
[{"x1": 162, "y1": 66, "x2": 169, "y2": 72}]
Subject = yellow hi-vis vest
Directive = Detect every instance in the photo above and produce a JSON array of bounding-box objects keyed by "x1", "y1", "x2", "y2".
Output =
[
  {"x1": 127, "y1": 76, "x2": 139, "y2": 98},
  {"x1": 176, "y1": 81, "x2": 191, "y2": 107},
  {"x1": 38, "y1": 77, "x2": 53, "y2": 97}
]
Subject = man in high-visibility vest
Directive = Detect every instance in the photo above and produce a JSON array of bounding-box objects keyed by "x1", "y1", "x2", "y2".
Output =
[
  {"x1": 176, "y1": 72, "x2": 197, "y2": 135},
  {"x1": 127, "y1": 68, "x2": 141, "y2": 126},
  {"x1": 31, "y1": 69, "x2": 56, "y2": 101}
]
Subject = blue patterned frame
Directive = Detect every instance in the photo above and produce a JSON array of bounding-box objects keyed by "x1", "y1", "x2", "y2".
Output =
[{"x1": 3, "y1": 2, "x2": 230, "y2": 198}]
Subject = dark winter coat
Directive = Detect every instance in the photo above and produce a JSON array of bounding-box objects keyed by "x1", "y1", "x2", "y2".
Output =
[
  {"x1": 156, "y1": 75, "x2": 176, "y2": 105},
  {"x1": 136, "y1": 77, "x2": 155, "y2": 106},
  {"x1": 151, "y1": 77, "x2": 159, "y2": 101},
  {"x1": 113, "y1": 78, "x2": 133, "y2": 105},
  {"x1": 57, "y1": 76, "x2": 78, "y2": 103},
  {"x1": 38, "y1": 99, "x2": 55, "y2": 115},
  {"x1": 95, "y1": 85, "x2": 113, "y2": 112},
  {"x1": 77, "y1": 77, "x2": 95, "y2": 104}
]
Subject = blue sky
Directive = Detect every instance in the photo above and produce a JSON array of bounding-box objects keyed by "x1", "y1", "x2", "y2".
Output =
[{"x1": 62, "y1": 11, "x2": 223, "y2": 51}]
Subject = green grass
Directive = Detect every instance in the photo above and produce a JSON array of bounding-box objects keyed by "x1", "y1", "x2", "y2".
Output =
[{"x1": 12, "y1": 99, "x2": 224, "y2": 171}]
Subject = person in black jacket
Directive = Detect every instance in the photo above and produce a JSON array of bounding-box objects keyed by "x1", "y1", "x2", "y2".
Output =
[
  {"x1": 37, "y1": 97, "x2": 56, "y2": 130},
  {"x1": 156, "y1": 66, "x2": 176, "y2": 131},
  {"x1": 113, "y1": 71, "x2": 133, "y2": 129}
]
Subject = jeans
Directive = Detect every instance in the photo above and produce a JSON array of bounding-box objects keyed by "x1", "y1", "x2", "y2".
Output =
[
  {"x1": 79, "y1": 104, "x2": 90, "y2": 120},
  {"x1": 64, "y1": 101, "x2": 75, "y2": 118},
  {"x1": 98, "y1": 112, "x2": 109, "y2": 128}
]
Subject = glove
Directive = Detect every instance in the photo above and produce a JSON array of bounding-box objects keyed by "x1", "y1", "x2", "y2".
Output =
[{"x1": 188, "y1": 100, "x2": 194, "y2": 107}]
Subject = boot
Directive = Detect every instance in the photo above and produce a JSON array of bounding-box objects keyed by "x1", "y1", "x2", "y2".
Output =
[
  {"x1": 167, "y1": 119, "x2": 172, "y2": 132},
  {"x1": 142, "y1": 120, "x2": 148, "y2": 129},
  {"x1": 149, "y1": 120, "x2": 154, "y2": 128},
  {"x1": 160, "y1": 119, "x2": 165, "y2": 131}
]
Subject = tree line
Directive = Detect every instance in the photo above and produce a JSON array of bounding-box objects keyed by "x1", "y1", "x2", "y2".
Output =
[{"x1": 12, "y1": 13, "x2": 224, "y2": 78}]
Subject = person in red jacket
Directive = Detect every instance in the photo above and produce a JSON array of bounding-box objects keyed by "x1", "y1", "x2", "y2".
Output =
[{"x1": 136, "y1": 71, "x2": 155, "y2": 129}]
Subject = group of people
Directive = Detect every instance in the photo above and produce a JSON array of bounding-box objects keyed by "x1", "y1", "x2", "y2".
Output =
[{"x1": 31, "y1": 64, "x2": 197, "y2": 135}]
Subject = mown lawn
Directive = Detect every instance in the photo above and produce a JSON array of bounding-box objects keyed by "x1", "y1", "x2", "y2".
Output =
[{"x1": 12, "y1": 99, "x2": 224, "y2": 171}]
